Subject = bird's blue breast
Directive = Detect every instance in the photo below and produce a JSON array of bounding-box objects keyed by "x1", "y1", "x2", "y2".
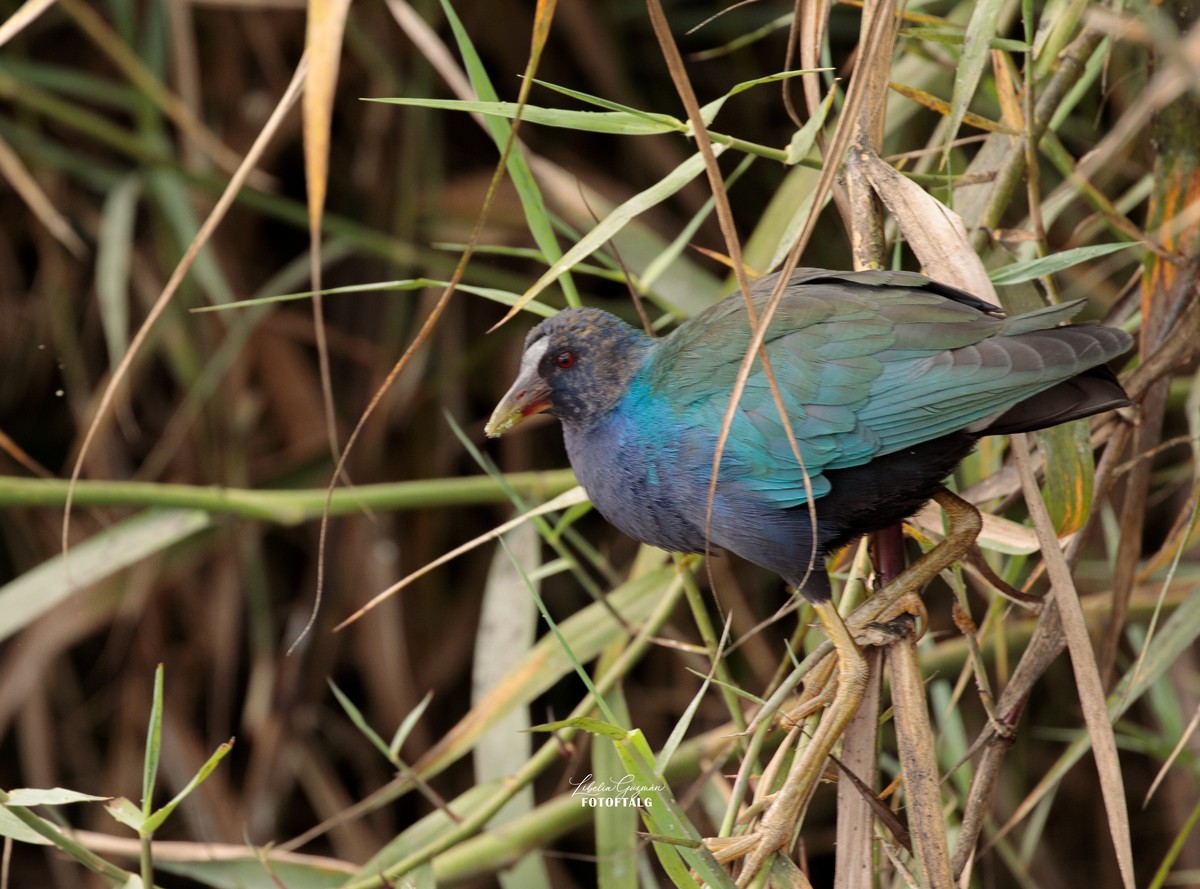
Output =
[{"x1": 563, "y1": 378, "x2": 715, "y2": 555}]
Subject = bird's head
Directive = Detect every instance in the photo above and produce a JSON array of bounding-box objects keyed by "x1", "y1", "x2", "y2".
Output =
[{"x1": 486, "y1": 307, "x2": 653, "y2": 437}]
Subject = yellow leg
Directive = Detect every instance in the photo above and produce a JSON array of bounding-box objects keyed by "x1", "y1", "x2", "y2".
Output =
[
  {"x1": 713, "y1": 601, "x2": 868, "y2": 886},
  {"x1": 848, "y1": 489, "x2": 982, "y2": 632},
  {"x1": 709, "y1": 488, "x2": 982, "y2": 885}
]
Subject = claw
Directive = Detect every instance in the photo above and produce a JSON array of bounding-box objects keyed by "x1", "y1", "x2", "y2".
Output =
[{"x1": 702, "y1": 489, "x2": 982, "y2": 884}]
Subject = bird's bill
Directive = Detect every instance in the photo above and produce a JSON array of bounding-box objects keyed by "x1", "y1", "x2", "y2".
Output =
[{"x1": 485, "y1": 367, "x2": 552, "y2": 437}]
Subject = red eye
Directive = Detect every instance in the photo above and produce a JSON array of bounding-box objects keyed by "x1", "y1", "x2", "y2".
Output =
[{"x1": 556, "y1": 351, "x2": 576, "y2": 369}]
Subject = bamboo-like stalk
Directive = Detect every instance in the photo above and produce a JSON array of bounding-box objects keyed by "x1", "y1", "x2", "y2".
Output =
[{"x1": 0, "y1": 471, "x2": 577, "y2": 523}]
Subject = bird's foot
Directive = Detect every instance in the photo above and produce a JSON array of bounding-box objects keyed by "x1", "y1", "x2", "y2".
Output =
[
  {"x1": 850, "y1": 585, "x2": 927, "y2": 645},
  {"x1": 706, "y1": 809, "x2": 798, "y2": 887},
  {"x1": 705, "y1": 600, "x2": 869, "y2": 886}
]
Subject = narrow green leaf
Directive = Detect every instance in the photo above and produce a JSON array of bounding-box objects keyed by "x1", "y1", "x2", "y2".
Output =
[
  {"x1": 354, "y1": 781, "x2": 505, "y2": 877},
  {"x1": 390, "y1": 690, "x2": 434, "y2": 759},
  {"x1": 148, "y1": 170, "x2": 233, "y2": 304},
  {"x1": 498, "y1": 537, "x2": 622, "y2": 726},
  {"x1": 106, "y1": 797, "x2": 145, "y2": 833},
  {"x1": 156, "y1": 858, "x2": 351, "y2": 889},
  {"x1": 643, "y1": 840, "x2": 696, "y2": 886},
  {"x1": 0, "y1": 789, "x2": 134, "y2": 879},
  {"x1": 641, "y1": 153, "x2": 755, "y2": 296},
  {"x1": 1033, "y1": 0, "x2": 1090, "y2": 78},
  {"x1": 594, "y1": 670, "x2": 637, "y2": 889},
  {"x1": 0, "y1": 807, "x2": 52, "y2": 845},
  {"x1": 529, "y1": 716, "x2": 628, "y2": 739},
  {"x1": 530, "y1": 78, "x2": 684, "y2": 124},
  {"x1": 902, "y1": 25, "x2": 1028, "y2": 52},
  {"x1": 437, "y1": 0, "x2": 580, "y2": 305},
  {"x1": 501, "y1": 147, "x2": 725, "y2": 321},
  {"x1": 988, "y1": 242, "x2": 1139, "y2": 284},
  {"x1": 142, "y1": 664, "x2": 164, "y2": 821},
  {"x1": 329, "y1": 679, "x2": 395, "y2": 765},
  {"x1": 142, "y1": 739, "x2": 234, "y2": 834},
  {"x1": 369, "y1": 97, "x2": 679, "y2": 136},
  {"x1": 945, "y1": 0, "x2": 1006, "y2": 151},
  {"x1": 699, "y1": 70, "x2": 824, "y2": 127},
  {"x1": 1148, "y1": 795, "x2": 1200, "y2": 889},
  {"x1": 474, "y1": 525, "x2": 551, "y2": 889},
  {"x1": 611, "y1": 730, "x2": 738, "y2": 889},
  {"x1": 682, "y1": 667, "x2": 766, "y2": 705},
  {"x1": 191, "y1": 278, "x2": 556, "y2": 318},
  {"x1": 95, "y1": 173, "x2": 140, "y2": 369},
  {"x1": 690, "y1": 12, "x2": 791, "y2": 60},
  {"x1": 3, "y1": 788, "x2": 110, "y2": 806},
  {"x1": 785, "y1": 87, "x2": 836, "y2": 166},
  {"x1": 1007, "y1": 547, "x2": 1200, "y2": 838},
  {"x1": 1036, "y1": 420, "x2": 1095, "y2": 536},
  {"x1": 408, "y1": 565, "x2": 682, "y2": 787}
]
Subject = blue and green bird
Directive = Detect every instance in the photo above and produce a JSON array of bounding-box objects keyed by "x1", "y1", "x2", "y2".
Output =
[{"x1": 486, "y1": 268, "x2": 1132, "y2": 601}]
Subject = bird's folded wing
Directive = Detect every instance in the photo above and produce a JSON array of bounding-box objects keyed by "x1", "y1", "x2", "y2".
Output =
[{"x1": 645, "y1": 276, "x2": 1122, "y2": 509}]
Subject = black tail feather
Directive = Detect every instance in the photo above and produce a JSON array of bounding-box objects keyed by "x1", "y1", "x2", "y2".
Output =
[{"x1": 982, "y1": 365, "x2": 1130, "y2": 435}]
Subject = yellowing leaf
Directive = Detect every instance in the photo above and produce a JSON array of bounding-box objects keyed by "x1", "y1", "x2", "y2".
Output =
[{"x1": 1036, "y1": 420, "x2": 1096, "y2": 536}]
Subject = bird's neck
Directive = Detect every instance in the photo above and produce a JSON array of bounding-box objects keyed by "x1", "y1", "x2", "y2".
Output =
[{"x1": 557, "y1": 334, "x2": 655, "y2": 432}]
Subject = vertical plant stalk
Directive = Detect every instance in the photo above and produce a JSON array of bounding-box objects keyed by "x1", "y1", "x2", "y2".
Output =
[
  {"x1": 1012, "y1": 434, "x2": 1136, "y2": 889},
  {"x1": 952, "y1": 408, "x2": 1139, "y2": 872},
  {"x1": 833, "y1": 4, "x2": 904, "y2": 883},
  {"x1": 969, "y1": 27, "x2": 1105, "y2": 250},
  {"x1": 887, "y1": 618, "x2": 955, "y2": 888},
  {"x1": 842, "y1": 0, "x2": 892, "y2": 273},
  {"x1": 1103, "y1": 2, "x2": 1200, "y2": 683},
  {"x1": 833, "y1": 647, "x2": 883, "y2": 889}
]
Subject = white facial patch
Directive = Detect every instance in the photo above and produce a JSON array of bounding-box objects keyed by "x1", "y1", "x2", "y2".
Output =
[{"x1": 521, "y1": 336, "x2": 551, "y2": 375}]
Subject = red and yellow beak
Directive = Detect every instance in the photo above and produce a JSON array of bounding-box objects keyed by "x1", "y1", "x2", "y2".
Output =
[{"x1": 485, "y1": 343, "x2": 553, "y2": 437}]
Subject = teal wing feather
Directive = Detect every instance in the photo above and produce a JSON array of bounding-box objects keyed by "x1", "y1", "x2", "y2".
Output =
[{"x1": 643, "y1": 269, "x2": 1116, "y2": 509}]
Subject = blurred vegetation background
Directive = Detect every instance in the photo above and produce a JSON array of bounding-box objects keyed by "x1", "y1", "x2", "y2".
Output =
[{"x1": 0, "y1": 0, "x2": 1198, "y2": 887}]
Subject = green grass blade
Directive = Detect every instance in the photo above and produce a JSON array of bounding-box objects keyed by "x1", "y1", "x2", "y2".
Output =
[
  {"x1": 148, "y1": 169, "x2": 233, "y2": 305},
  {"x1": 390, "y1": 691, "x2": 434, "y2": 759},
  {"x1": 529, "y1": 78, "x2": 684, "y2": 123},
  {"x1": 475, "y1": 525, "x2": 551, "y2": 889},
  {"x1": 4, "y1": 788, "x2": 109, "y2": 806},
  {"x1": 0, "y1": 788, "x2": 137, "y2": 882},
  {"x1": 409, "y1": 564, "x2": 680, "y2": 786},
  {"x1": 1007, "y1": 572, "x2": 1200, "y2": 832},
  {"x1": 368, "y1": 97, "x2": 679, "y2": 136},
  {"x1": 612, "y1": 730, "x2": 737, "y2": 889},
  {"x1": 500, "y1": 147, "x2": 725, "y2": 321},
  {"x1": 942, "y1": 0, "x2": 1006, "y2": 129},
  {"x1": 594, "y1": 661, "x2": 637, "y2": 889},
  {"x1": 699, "y1": 69, "x2": 823, "y2": 127},
  {"x1": 329, "y1": 679, "x2": 396, "y2": 765},
  {"x1": 141, "y1": 664, "x2": 164, "y2": 822},
  {"x1": 94, "y1": 173, "x2": 140, "y2": 368},
  {"x1": 142, "y1": 738, "x2": 234, "y2": 834},
  {"x1": 988, "y1": 242, "x2": 1139, "y2": 285},
  {"x1": 498, "y1": 538, "x2": 621, "y2": 727},
  {"x1": 1035, "y1": 420, "x2": 1095, "y2": 535},
  {"x1": 1148, "y1": 794, "x2": 1200, "y2": 889},
  {"x1": 158, "y1": 857, "x2": 352, "y2": 889},
  {"x1": 192, "y1": 278, "x2": 556, "y2": 319},
  {"x1": 352, "y1": 780, "x2": 506, "y2": 878},
  {"x1": 437, "y1": 0, "x2": 580, "y2": 306}
]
